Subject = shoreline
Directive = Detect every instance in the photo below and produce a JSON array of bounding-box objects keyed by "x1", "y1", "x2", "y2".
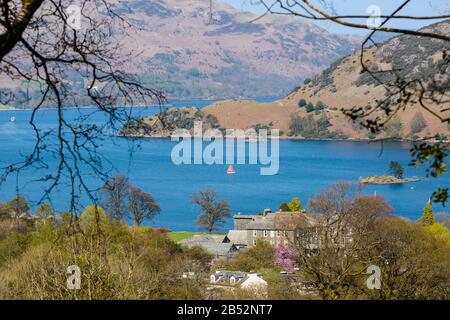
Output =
[
  {"x1": 0, "y1": 105, "x2": 166, "y2": 112},
  {"x1": 118, "y1": 133, "x2": 446, "y2": 144},
  {"x1": 3, "y1": 106, "x2": 448, "y2": 145},
  {"x1": 0, "y1": 96, "x2": 282, "y2": 112}
]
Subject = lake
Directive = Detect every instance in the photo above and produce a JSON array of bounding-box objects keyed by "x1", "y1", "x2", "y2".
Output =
[{"x1": 0, "y1": 101, "x2": 449, "y2": 231}]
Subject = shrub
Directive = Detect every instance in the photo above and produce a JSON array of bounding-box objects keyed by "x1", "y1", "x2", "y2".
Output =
[
  {"x1": 0, "y1": 231, "x2": 31, "y2": 268},
  {"x1": 0, "y1": 214, "x2": 208, "y2": 300},
  {"x1": 205, "y1": 114, "x2": 220, "y2": 129},
  {"x1": 79, "y1": 205, "x2": 108, "y2": 234},
  {"x1": 410, "y1": 112, "x2": 427, "y2": 134},
  {"x1": 436, "y1": 133, "x2": 448, "y2": 142},
  {"x1": 5, "y1": 195, "x2": 30, "y2": 219},
  {"x1": 425, "y1": 223, "x2": 450, "y2": 247},
  {"x1": 254, "y1": 123, "x2": 270, "y2": 133},
  {"x1": 383, "y1": 117, "x2": 403, "y2": 139},
  {"x1": 289, "y1": 113, "x2": 332, "y2": 138},
  {"x1": 289, "y1": 113, "x2": 303, "y2": 136},
  {"x1": 298, "y1": 99, "x2": 307, "y2": 108},
  {"x1": 305, "y1": 103, "x2": 315, "y2": 113},
  {"x1": 315, "y1": 101, "x2": 326, "y2": 111},
  {"x1": 217, "y1": 240, "x2": 275, "y2": 272}
]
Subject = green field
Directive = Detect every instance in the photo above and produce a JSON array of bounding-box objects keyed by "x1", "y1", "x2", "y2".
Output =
[
  {"x1": 168, "y1": 231, "x2": 205, "y2": 242},
  {"x1": 167, "y1": 231, "x2": 226, "y2": 242}
]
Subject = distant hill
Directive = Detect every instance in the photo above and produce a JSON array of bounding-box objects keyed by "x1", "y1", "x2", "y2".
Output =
[
  {"x1": 128, "y1": 20, "x2": 450, "y2": 141},
  {"x1": 119, "y1": 0, "x2": 359, "y2": 99},
  {"x1": 1, "y1": 0, "x2": 359, "y2": 105}
]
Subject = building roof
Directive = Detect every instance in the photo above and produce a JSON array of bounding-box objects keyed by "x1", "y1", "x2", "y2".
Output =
[
  {"x1": 214, "y1": 270, "x2": 248, "y2": 279},
  {"x1": 233, "y1": 214, "x2": 260, "y2": 219},
  {"x1": 246, "y1": 218, "x2": 275, "y2": 230},
  {"x1": 227, "y1": 230, "x2": 248, "y2": 245},
  {"x1": 233, "y1": 211, "x2": 322, "y2": 230},
  {"x1": 179, "y1": 234, "x2": 228, "y2": 245},
  {"x1": 304, "y1": 213, "x2": 322, "y2": 226},
  {"x1": 184, "y1": 242, "x2": 237, "y2": 256},
  {"x1": 211, "y1": 270, "x2": 265, "y2": 286}
]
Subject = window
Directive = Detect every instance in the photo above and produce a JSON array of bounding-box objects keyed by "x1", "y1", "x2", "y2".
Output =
[
  {"x1": 252, "y1": 230, "x2": 257, "y2": 237},
  {"x1": 276, "y1": 231, "x2": 281, "y2": 238},
  {"x1": 253, "y1": 239, "x2": 257, "y2": 246},
  {"x1": 263, "y1": 230, "x2": 268, "y2": 237}
]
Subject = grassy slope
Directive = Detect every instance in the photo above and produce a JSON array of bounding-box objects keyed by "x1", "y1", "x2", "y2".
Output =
[
  {"x1": 167, "y1": 231, "x2": 227, "y2": 242},
  {"x1": 168, "y1": 231, "x2": 204, "y2": 242}
]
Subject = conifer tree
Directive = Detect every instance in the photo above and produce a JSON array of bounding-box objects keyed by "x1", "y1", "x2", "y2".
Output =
[{"x1": 419, "y1": 202, "x2": 435, "y2": 225}]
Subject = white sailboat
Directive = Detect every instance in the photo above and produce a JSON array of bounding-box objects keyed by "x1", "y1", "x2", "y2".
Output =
[{"x1": 10, "y1": 116, "x2": 16, "y2": 122}]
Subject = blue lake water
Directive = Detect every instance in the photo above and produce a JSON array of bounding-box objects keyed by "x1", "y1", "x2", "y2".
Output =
[{"x1": 0, "y1": 100, "x2": 449, "y2": 231}]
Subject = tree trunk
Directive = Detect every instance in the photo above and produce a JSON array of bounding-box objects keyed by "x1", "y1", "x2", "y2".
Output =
[{"x1": 0, "y1": 0, "x2": 45, "y2": 60}]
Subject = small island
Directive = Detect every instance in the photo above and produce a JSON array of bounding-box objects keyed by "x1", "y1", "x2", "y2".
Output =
[
  {"x1": 360, "y1": 160, "x2": 420, "y2": 185},
  {"x1": 360, "y1": 175, "x2": 420, "y2": 185}
]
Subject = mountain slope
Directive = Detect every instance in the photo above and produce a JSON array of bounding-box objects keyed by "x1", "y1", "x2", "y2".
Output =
[
  {"x1": 1, "y1": 0, "x2": 360, "y2": 105},
  {"x1": 130, "y1": 20, "x2": 450, "y2": 140},
  {"x1": 119, "y1": 0, "x2": 359, "y2": 99},
  {"x1": 278, "y1": 20, "x2": 450, "y2": 139}
]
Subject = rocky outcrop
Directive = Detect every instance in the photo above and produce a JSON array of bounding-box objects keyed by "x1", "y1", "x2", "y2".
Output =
[{"x1": 359, "y1": 176, "x2": 420, "y2": 185}]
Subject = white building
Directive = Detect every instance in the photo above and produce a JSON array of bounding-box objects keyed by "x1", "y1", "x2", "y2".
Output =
[{"x1": 209, "y1": 270, "x2": 268, "y2": 294}]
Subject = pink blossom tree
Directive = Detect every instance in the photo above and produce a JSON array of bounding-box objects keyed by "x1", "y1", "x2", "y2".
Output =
[{"x1": 274, "y1": 244, "x2": 298, "y2": 272}]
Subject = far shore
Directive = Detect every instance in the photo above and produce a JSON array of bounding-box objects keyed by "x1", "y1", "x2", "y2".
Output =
[
  {"x1": 0, "y1": 104, "x2": 165, "y2": 112},
  {"x1": 0, "y1": 97, "x2": 281, "y2": 112},
  {"x1": 118, "y1": 132, "x2": 447, "y2": 144},
  {"x1": 3, "y1": 106, "x2": 448, "y2": 145}
]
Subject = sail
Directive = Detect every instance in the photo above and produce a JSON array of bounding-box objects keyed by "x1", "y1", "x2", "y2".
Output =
[{"x1": 227, "y1": 164, "x2": 235, "y2": 175}]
